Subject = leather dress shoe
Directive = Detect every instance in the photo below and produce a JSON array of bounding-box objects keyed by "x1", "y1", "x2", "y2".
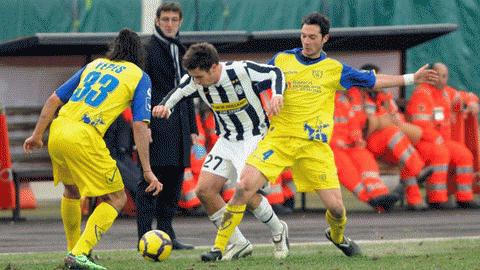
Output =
[{"x1": 172, "y1": 239, "x2": 194, "y2": 250}]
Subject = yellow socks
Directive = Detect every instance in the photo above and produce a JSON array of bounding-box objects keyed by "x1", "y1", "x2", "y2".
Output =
[
  {"x1": 71, "y1": 202, "x2": 118, "y2": 256},
  {"x1": 61, "y1": 197, "x2": 81, "y2": 251},
  {"x1": 213, "y1": 204, "x2": 246, "y2": 252},
  {"x1": 325, "y1": 209, "x2": 347, "y2": 244}
]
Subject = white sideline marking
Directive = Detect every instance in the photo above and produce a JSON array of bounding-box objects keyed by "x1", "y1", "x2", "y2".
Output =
[
  {"x1": 198, "y1": 235, "x2": 480, "y2": 249},
  {"x1": 1, "y1": 235, "x2": 480, "y2": 256}
]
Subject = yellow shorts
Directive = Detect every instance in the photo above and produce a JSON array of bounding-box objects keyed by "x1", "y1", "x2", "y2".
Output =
[
  {"x1": 48, "y1": 117, "x2": 124, "y2": 197},
  {"x1": 246, "y1": 135, "x2": 339, "y2": 192}
]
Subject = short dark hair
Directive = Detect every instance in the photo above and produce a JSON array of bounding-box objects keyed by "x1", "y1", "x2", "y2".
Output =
[
  {"x1": 182, "y1": 43, "x2": 220, "y2": 71},
  {"x1": 302, "y1": 12, "x2": 330, "y2": 36},
  {"x1": 156, "y1": 2, "x2": 182, "y2": 19},
  {"x1": 106, "y1": 28, "x2": 145, "y2": 69},
  {"x1": 361, "y1": 63, "x2": 380, "y2": 73}
]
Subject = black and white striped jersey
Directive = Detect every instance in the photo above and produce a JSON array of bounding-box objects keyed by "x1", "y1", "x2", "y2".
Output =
[{"x1": 160, "y1": 61, "x2": 285, "y2": 141}]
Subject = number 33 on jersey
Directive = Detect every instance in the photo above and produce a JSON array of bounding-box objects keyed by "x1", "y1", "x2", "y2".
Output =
[{"x1": 54, "y1": 58, "x2": 152, "y2": 136}]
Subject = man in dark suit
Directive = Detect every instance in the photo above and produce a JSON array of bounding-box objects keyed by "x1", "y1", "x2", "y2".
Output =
[{"x1": 135, "y1": 2, "x2": 197, "y2": 250}]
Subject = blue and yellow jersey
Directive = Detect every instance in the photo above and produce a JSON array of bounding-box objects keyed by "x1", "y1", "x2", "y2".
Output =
[
  {"x1": 267, "y1": 48, "x2": 375, "y2": 142},
  {"x1": 55, "y1": 58, "x2": 151, "y2": 136}
]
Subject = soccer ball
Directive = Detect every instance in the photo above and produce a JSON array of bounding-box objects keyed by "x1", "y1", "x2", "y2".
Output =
[{"x1": 138, "y1": 230, "x2": 173, "y2": 262}]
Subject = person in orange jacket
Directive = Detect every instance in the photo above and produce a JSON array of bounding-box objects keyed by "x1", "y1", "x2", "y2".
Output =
[
  {"x1": 406, "y1": 63, "x2": 480, "y2": 209},
  {"x1": 456, "y1": 90, "x2": 480, "y2": 194},
  {"x1": 331, "y1": 91, "x2": 399, "y2": 212},
  {"x1": 347, "y1": 65, "x2": 432, "y2": 211}
]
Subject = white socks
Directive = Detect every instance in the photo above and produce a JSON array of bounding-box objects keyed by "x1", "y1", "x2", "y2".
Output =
[{"x1": 252, "y1": 196, "x2": 283, "y2": 236}]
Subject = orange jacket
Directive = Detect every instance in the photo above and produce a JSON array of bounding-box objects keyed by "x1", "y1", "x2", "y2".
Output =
[
  {"x1": 331, "y1": 92, "x2": 364, "y2": 148},
  {"x1": 407, "y1": 83, "x2": 450, "y2": 142}
]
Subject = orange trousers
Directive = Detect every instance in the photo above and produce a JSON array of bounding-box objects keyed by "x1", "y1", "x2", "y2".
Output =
[{"x1": 367, "y1": 126, "x2": 424, "y2": 206}]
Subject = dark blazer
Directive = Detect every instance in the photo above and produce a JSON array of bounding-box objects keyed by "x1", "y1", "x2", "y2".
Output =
[{"x1": 145, "y1": 35, "x2": 197, "y2": 167}]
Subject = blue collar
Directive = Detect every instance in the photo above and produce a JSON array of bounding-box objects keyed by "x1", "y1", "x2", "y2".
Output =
[{"x1": 292, "y1": 48, "x2": 327, "y2": 65}]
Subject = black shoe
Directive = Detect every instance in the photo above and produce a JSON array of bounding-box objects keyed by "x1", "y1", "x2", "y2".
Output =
[
  {"x1": 325, "y1": 228, "x2": 361, "y2": 257},
  {"x1": 428, "y1": 201, "x2": 456, "y2": 210},
  {"x1": 417, "y1": 166, "x2": 433, "y2": 185},
  {"x1": 272, "y1": 204, "x2": 293, "y2": 215},
  {"x1": 368, "y1": 194, "x2": 399, "y2": 213},
  {"x1": 457, "y1": 201, "x2": 480, "y2": 209},
  {"x1": 172, "y1": 239, "x2": 194, "y2": 250},
  {"x1": 201, "y1": 249, "x2": 222, "y2": 262},
  {"x1": 406, "y1": 202, "x2": 428, "y2": 211}
]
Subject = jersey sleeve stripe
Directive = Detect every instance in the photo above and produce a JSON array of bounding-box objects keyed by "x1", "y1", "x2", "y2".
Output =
[{"x1": 245, "y1": 61, "x2": 285, "y2": 96}]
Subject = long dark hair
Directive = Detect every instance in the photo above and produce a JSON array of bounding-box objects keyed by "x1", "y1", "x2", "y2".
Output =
[{"x1": 106, "y1": 28, "x2": 145, "y2": 69}]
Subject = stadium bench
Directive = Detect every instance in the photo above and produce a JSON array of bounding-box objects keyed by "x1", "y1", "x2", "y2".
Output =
[{"x1": 5, "y1": 106, "x2": 53, "y2": 221}]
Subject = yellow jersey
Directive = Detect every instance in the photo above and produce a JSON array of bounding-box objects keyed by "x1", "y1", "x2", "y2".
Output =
[
  {"x1": 55, "y1": 58, "x2": 151, "y2": 136},
  {"x1": 268, "y1": 48, "x2": 376, "y2": 142}
]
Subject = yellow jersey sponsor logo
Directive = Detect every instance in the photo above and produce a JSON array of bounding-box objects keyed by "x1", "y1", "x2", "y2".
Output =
[{"x1": 211, "y1": 98, "x2": 249, "y2": 114}]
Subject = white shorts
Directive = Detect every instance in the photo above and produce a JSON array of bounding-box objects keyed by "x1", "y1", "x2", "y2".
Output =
[{"x1": 201, "y1": 135, "x2": 263, "y2": 183}]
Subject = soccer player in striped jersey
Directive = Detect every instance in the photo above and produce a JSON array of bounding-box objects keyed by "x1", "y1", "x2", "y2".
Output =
[
  {"x1": 152, "y1": 42, "x2": 289, "y2": 260},
  {"x1": 200, "y1": 12, "x2": 439, "y2": 261}
]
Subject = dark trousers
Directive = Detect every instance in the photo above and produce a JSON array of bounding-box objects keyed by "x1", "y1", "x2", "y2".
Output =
[
  {"x1": 135, "y1": 165, "x2": 184, "y2": 241},
  {"x1": 115, "y1": 156, "x2": 140, "y2": 199}
]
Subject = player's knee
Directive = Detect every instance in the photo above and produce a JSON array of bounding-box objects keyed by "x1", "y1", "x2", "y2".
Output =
[
  {"x1": 235, "y1": 180, "x2": 257, "y2": 200},
  {"x1": 105, "y1": 189, "x2": 127, "y2": 211},
  {"x1": 63, "y1": 185, "x2": 80, "y2": 199},
  {"x1": 195, "y1": 184, "x2": 212, "y2": 203}
]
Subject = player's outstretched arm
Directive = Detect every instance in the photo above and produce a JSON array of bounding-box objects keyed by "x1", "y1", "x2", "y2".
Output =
[
  {"x1": 23, "y1": 93, "x2": 64, "y2": 154},
  {"x1": 373, "y1": 64, "x2": 439, "y2": 89},
  {"x1": 133, "y1": 121, "x2": 162, "y2": 195}
]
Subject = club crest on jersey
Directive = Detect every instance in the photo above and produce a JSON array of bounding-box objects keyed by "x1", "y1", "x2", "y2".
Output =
[
  {"x1": 304, "y1": 122, "x2": 329, "y2": 142},
  {"x1": 234, "y1": 84, "x2": 244, "y2": 95},
  {"x1": 312, "y1": 70, "x2": 324, "y2": 79}
]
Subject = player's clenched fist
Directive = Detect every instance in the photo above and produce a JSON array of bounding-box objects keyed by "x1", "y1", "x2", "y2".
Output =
[{"x1": 152, "y1": 105, "x2": 172, "y2": 118}]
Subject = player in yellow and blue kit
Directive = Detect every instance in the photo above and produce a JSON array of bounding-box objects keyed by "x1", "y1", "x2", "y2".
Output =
[
  {"x1": 201, "y1": 12, "x2": 439, "y2": 261},
  {"x1": 24, "y1": 29, "x2": 163, "y2": 270}
]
